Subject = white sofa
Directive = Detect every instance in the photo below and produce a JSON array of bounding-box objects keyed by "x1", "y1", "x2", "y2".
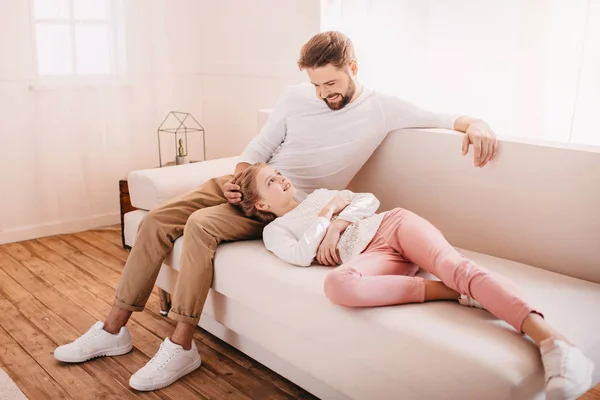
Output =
[{"x1": 124, "y1": 110, "x2": 600, "y2": 400}]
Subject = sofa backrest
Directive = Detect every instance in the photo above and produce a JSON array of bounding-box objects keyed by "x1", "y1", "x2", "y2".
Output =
[
  {"x1": 257, "y1": 110, "x2": 600, "y2": 284},
  {"x1": 348, "y1": 129, "x2": 600, "y2": 284}
]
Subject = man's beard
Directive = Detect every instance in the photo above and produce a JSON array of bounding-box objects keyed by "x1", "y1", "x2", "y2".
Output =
[{"x1": 324, "y1": 79, "x2": 356, "y2": 111}]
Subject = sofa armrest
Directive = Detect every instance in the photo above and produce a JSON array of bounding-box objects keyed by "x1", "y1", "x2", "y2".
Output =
[{"x1": 128, "y1": 157, "x2": 240, "y2": 210}]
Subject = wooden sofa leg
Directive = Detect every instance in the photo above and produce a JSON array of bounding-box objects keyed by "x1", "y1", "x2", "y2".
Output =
[{"x1": 159, "y1": 289, "x2": 171, "y2": 317}]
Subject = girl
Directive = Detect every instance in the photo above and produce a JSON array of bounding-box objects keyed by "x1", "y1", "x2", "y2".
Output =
[{"x1": 237, "y1": 162, "x2": 593, "y2": 400}]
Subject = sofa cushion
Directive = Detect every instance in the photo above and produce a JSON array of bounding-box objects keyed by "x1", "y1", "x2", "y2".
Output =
[
  {"x1": 127, "y1": 157, "x2": 239, "y2": 210},
  {"x1": 123, "y1": 210, "x2": 600, "y2": 399},
  {"x1": 212, "y1": 241, "x2": 600, "y2": 399}
]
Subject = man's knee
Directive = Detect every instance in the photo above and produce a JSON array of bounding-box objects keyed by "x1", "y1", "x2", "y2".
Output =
[
  {"x1": 183, "y1": 211, "x2": 219, "y2": 247},
  {"x1": 136, "y1": 208, "x2": 178, "y2": 246}
]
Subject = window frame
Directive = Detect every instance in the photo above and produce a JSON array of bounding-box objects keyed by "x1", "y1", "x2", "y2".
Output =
[{"x1": 29, "y1": 0, "x2": 124, "y2": 89}]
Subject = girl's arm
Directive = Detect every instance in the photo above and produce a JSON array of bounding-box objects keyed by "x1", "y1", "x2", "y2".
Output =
[
  {"x1": 336, "y1": 190, "x2": 380, "y2": 223},
  {"x1": 263, "y1": 218, "x2": 331, "y2": 267}
]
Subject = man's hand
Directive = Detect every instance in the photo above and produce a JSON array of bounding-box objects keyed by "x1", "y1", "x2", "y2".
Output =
[
  {"x1": 457, "y1": 118, "x2": 498, "y2": 167},
  {"x1": 223, "y1": 171, "x2": 243, "y2": 205}
]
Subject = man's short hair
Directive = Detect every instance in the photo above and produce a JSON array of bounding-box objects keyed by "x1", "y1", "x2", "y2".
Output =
[{"x1": 297, "y1": 31, "x2": 356, "y2": 70}]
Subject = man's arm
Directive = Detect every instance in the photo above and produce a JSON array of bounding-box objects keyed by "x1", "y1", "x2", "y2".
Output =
[
  {"x1": 225, "y1": 88, "x2": 292, "y2": 204},
  {"x1": 238, "y1": 88, "x2": 291, "y2": 166},
  {"x1": 453, "y1": 116, "x2": 498, "y2": 168},
  {"x1": 382, "y1": 95, "x2": 498, "y2": 168}
]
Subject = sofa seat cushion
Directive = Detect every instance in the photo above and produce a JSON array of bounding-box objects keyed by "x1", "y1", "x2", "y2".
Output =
[{"x1": 124, "y1": 210, "x2": 600, "y2": 399}]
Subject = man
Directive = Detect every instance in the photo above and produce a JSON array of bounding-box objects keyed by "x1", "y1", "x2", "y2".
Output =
[{"x1": 54, "y1": 32, "x2": 498, "y2": 391}]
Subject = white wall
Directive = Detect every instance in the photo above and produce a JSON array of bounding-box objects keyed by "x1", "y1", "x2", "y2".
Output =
[
  {"x1": 0, "y1": 0, "x2": 320, "y2": 244},
  {"x1": 0, "y1": 0, "x2": 205, "y2": 243},
  {"x1": 198, "y1": 0, "x2": 321, "y2": 159}
]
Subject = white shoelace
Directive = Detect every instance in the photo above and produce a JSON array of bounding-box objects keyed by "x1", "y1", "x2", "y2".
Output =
[
  {"x1": 73, "y1": 327, "x2": 101, "y2": 345},
  {"x1": 148, "y1": 342, "x2": 180, "y2": 370}
]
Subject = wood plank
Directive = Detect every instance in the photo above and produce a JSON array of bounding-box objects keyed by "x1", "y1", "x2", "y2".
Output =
[
  {"x1": 46, "y1": 234, "x2": 314, "y2": 399},
  {"x1": 31, "y1": 238, "x2": 164, "y2": 313},
  {"x1": 0, "y1": 297, "x2": 118, "y2": 400},
  {"x1": 0, "y1": 247, "x2": 201, "y2": 400},
  {"x1": 28, "y1": 237, "x2": 283, "y2": 397},
  {"x1": 170, "y1": 361, "x2": 252, "y2": 400},
  {"x1": 36, "y1": 236, "x2": 124, "y2": 287},
  {"x1": 19, "y1": 240, "x2": 117, "y2": 302},
  {"x1": 0, "y1": 321, "x2": 71, "y2": 400},
  {"x1": 13, "y1": 296, "x2": 152, "y2": 399},
  {"x1": 58, "y1": 233, "x2": 126, "y2": 273},
  {"x1": 77, "y1": 230, "x2": 130, "y2": 262},
  {"x1": 581, "y1": 385, "x2": 600, "y2": 400},
  {"x1": 0, "y1": 245, "x2": 249, "y2": 400},
  {"x1": 16, "y1": 241, "x2": 294, "y2": 400},
  {"x1": 35, "y1": 239, "x2": 161, "y2": 319},
  {"x1": 34, "y1": 237, "x2": 163, "y2": 311},
  {"x1": 2, "y1": 233, "x2": 317, "y2": 400},
  {"x1": 35, "y1": 237, "x2": 247, "y2": 369},
  {"x1": 250, "y1": 364, "x2": 318, "y2": 400},
  {"x1": 89, "y1": 227, "x2": 124, "y2": 248},
  {"x1": 0, "y1": 259, "x2": 145, "y2": 400}
]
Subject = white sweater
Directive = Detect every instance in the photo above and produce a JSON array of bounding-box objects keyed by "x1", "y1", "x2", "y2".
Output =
[
  {"x1": 263, "y1": 189, "x2": 385, "y2": 267},
  {"x1": 240, "y1": 83, "x2": 458, "y2": 200}
]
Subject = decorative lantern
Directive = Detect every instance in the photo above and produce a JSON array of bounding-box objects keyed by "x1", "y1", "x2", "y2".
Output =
[{"x1": 157, "y1": 111, "x2": 205, "y2": 167}]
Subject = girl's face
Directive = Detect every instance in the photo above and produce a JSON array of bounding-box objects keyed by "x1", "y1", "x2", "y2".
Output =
[{"x1": 254, "y1": 165, "x2": 296, "y2": 212}]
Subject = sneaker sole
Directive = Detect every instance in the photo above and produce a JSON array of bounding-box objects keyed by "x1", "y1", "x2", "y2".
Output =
[
  {"x1": 54, "y1": 342, "x2": 133, "y2": 363},
  {"x1": 546, "y1": 358, "x2": 594, "y2": 400},
  {"x1": 129, "y1": 357, "x2": 202, "y2": 391}
]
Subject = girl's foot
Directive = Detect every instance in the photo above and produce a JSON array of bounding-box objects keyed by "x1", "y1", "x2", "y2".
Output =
[
  {"x1": 541, "y1": 339, "x2": 594, "y2": 400},
  {"x1": 458, "y1": 294, "x2": 484, "y2": 309}
]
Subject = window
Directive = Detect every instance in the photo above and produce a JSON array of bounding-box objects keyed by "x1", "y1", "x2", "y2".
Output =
[
  {"x1": 322, "y1": 0, "x2": 600, "y2": 146},
  {"x1": 32, "y1": 0, "x2": 122, "y2": 77}
]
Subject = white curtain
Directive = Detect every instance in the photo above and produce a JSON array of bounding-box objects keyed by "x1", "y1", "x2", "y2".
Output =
[
  {"x1": 0, "y1": 0, "x2": 203, "y2": 243},
  {"x1": 322, "y1": 0, "x2": 600, "y2": 146}
]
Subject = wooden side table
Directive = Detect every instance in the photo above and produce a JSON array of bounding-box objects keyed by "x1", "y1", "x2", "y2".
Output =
[{"x1": 119, "y1": 178, "x2": 138, "y2": 250}]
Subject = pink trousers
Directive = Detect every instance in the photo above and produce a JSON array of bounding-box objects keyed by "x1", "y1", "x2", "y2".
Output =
[{"x1": 324, "y1": 208, "x2": 539, "y2": 332}]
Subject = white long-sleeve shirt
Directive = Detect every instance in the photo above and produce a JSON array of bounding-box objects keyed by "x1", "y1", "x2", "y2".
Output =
[
  {"x1": 263, "y1": 189, "x2": 385, "y2": 267},
  {"x1": 240, "y1": 83, "x2": 458, "y2": 200}
]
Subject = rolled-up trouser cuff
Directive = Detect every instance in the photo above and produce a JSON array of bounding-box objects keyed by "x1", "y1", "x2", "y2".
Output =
[
  {"x1": 518, "y1": 310, "x2": 545, "y2": 335},
  {"x1": 114, "y1": 297, "x2": 145, "y2": 312},
  {"x1": 168, "y1": 310, "x2": 200, "y2": 325}
]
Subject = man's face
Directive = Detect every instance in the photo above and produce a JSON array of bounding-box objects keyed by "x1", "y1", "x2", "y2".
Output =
[{"x1": 306, "y1": 63, "x2": 357, "y2": 111}]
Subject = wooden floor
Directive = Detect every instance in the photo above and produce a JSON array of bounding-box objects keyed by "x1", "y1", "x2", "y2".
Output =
[
  {"x1": 0, "y1": 228, "x2": 598, "y2": 400},
  {"x1": 0, "y1": 228, "x2": 317, "y2": 400}
]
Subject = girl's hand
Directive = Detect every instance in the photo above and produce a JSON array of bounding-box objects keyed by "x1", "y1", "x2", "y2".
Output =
[
  {"x1": 317, "y1": 225, "x2": 342, "y2": 266},
  {"x1": 319, "y1": 195, "x2": 351, "y2": 218}
]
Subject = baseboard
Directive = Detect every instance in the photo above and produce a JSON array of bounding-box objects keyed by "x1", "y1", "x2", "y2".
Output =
[{"x1": 0, "y1": 213, "x2": 120, "y2": 244}]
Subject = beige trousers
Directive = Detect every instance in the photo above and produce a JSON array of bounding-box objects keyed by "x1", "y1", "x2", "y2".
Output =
[{"x1": 114, "y1": 174, "x2": 265, "y2": 324}]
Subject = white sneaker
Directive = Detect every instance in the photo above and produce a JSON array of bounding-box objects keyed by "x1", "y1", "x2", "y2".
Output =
[
  {"x1": 129, "y1": 337, "x2": 201, "y2": 391},
  {"x1": 458, "y1": 294, "x2": 485, "y2": 309},
  {"x1": 54, "y1": 321, "x2": 132, "y2": 363},
  {"x1": 541, "y1": 339, "x2": 594, "y2": 400}
]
